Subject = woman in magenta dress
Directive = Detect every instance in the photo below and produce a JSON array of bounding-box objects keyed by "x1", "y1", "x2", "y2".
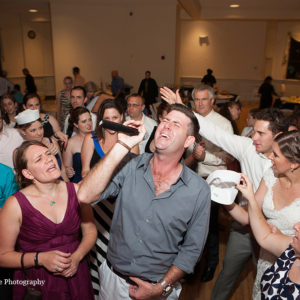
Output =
[{"x1": 0, "y1": 140, "x2": 96, "y2": 300}]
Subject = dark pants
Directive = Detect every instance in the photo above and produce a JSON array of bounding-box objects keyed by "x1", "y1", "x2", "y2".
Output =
[{"x1": 204, "y1": 201, "x2": 219, "y2": 268}]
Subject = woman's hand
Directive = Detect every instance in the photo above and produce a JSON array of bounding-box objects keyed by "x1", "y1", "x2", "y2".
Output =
[
  {"x1": 236, "y1": 173, "x2": 255, "y2": 203},
  {"x1": 59, "y1": 252, "x2": 81, "y2": 278},
  {"x1": 55, "y1": 131, "x2": 68, "y2": 148},
  {"x1": 65, "y1": 166, "x2": 75, "y2": 178},
  {"x1": 39, "y1": 250, "x2": 71, "y2": 274}
]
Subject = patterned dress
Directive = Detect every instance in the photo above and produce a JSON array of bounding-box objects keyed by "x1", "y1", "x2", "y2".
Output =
[{"x1": 261, "y1": 245, "x2": 300, "y2": 299}]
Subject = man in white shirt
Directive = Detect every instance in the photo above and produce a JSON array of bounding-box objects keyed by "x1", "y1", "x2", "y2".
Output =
[
  {"x1": 0, "y1": 110, "x2": 23, "y2": 169},
  {"x1": 185, "y1": 85, "x2": 233, "y2": 282},
  {"x1": 160, "y1": 87, "x2": 288, "y2": 300},
  {"x1": 126, "y1": 93, "x2": 157, "y2": 154},
  {"x1": 63, "y1": 86, "x2": 97, "y2": 137}
]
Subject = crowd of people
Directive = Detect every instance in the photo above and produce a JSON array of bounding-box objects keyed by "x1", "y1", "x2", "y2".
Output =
[{"x1": 0, "y1": 67, "x2": 299, "y2": 300}]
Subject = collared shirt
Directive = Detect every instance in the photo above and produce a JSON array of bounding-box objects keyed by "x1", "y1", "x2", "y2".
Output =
[
  {"x1": 194, "y1": 112, "x2": 272, "y2": 191},
  {"x1": 189, "y1": 109, "x2": 233, "y2": 177},
  {"x1": 0, "y1": 127, "x2": 23, "y2": 169},
  {"x1": 126, "y1": 114, "x2": 157, "y2": 154},
  {"x1": 97, "y1": 153, "x2": 211, "y2": 282},
  {"x1": 0, "y1": 163, "x2": 19, "y2": 208}
]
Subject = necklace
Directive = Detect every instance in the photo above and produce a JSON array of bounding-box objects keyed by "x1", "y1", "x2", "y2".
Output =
[{"x1": 50, "y1": 201, "x2": 56, "y2": 206}]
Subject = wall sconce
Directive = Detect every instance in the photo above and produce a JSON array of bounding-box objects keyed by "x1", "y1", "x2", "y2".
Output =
[{"x1": 199, "y1": 36, "x2": 209, "y2": 46}]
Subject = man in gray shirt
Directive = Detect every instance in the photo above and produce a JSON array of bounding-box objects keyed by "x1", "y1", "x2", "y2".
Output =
[{"x1": 78, "y1": 104, "x2": 211, "y2": 300}]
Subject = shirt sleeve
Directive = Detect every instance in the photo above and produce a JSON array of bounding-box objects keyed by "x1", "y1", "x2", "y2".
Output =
[
  {"x1": 93, "y1": 160, "x2": 129, "y2": 205},
  {"x1": 202, "y1": 117, "x2": 234, "y2": 166},
  {"x1": 195, "y1": 112, "x2": 252, "y2": 161},
  {"x1": 0, "y1": 167, "x2": 19, "y2": 208},
  {"x1": 172, "y1": 181, "x2": 211, "y2": 274}
]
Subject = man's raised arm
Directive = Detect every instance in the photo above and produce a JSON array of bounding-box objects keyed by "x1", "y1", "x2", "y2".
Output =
[{"x1": 77, "y1": 120, "x2": 145, "y2": 204}]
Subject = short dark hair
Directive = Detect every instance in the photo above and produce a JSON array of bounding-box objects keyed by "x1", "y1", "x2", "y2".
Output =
[
  {"x1": 23, "y1": 92, "x2": 41, "y2": 107},
  {"x1": 69, "y1": 107, "x2": 90, "y2": 126},
  {"x1": 156, "y1": 101, "x2": 171, "y2": 122},
  {"x1": 73, "y1": 67, "x2": 80, "y2": 73},
  {"x1": 169, "y1": 104, "x2": 201, "y2": 143},
  {"x1": 127, "y1": 93, "x2": 145, "y2": 105},
  {"x1": 254, "y1": 108, "x2": 288, "y2": 135},
  {"x1": 71, "y1": 86, "x2": 87, "y2": 98},
  {"x1": 274, "y1": 130, "x2": 300, "y2": 164}
]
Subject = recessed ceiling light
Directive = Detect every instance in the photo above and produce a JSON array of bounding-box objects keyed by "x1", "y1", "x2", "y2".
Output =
[
  {"x1": 230, "y1": 4, "x2": 240, "y2": 8},
  {"x1": 28, "y1": 9, "x2": 38, "y2": 13}
]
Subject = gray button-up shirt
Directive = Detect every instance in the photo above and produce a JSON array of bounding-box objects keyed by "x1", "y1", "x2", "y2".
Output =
[{"x1": 96, "y1": 153, "x2": 211, "y2": 282}]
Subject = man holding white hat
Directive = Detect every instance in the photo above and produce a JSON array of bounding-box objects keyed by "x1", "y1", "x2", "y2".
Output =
[
  {"x1": 184, "y1": 84, "x2": 234, "y2": 282},
  {"x1": 160, "y1": 87, "x2": 288, "y2": 300}
]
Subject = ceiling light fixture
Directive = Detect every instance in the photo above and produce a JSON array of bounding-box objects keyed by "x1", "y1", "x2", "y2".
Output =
[
  {"x1": 230, "y1": 4, "x2": 240, "y2": 8},
  {"x1": 28, "y1": 9, "x2": 38, "y2": 13}
]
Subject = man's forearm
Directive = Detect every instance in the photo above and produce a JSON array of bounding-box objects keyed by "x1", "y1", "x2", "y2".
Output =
[
  {"x1": 162, "y1": 265, "x2": 186, "y2": 285},
  {"x1": 77, "y1": 143, "x2": 129, "y2": 204}
]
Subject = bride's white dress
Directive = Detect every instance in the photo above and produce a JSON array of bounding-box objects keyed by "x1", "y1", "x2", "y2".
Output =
[{"x1": 252, "y1": 167, "x2": 300, "y2": 300}]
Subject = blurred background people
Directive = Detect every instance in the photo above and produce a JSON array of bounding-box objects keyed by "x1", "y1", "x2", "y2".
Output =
[
  {"x1": 22, "y1": 68, "x2": 37, "y2": 93},
  {"x1": 138, "y1": 70, "x2": 158, "y2": 116},
  {"x1": 258, "y1": 76, "x2": 277, "y2": 109},
  {"x1": 57, "y1": 76, "x2": 73, "y2": 128},
  {"x1": 0, "y1": 94, "x2": 20, "y2": 128},
  {"x1": 73, "y1": 66, "x2": 85, "y2": 86}
]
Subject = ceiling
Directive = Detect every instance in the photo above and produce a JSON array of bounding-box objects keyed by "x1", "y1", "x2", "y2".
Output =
[{"x1": 0, "y1": 0, "x2": 300, "y2": 21}]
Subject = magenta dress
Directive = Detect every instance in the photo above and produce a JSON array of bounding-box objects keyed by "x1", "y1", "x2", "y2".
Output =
[{"x1": 13, "y1": 182, "x2": 94, "y2": 300}]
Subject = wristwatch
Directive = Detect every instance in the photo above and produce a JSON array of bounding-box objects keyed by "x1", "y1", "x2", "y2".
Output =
[{"x1": 158, "y1": 279, "x2": 173, "y2": 297}]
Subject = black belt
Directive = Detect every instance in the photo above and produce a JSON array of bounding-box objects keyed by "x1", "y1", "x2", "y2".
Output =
[{"x1": 106, "y1": 259, "x2": 156, "y2": 285}]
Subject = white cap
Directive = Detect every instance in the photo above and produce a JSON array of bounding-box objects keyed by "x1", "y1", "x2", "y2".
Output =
[
  {"x1": 206, "y1": 170, "x2": 241, "y2": 205},
  {"x1": 15, "y1": 109, "x2": 40, "y2": 125}
]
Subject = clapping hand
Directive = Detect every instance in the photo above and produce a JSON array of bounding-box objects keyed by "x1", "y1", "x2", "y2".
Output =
[{"x1": 160, "y1": 87, "x2": 183, "y2": 105}]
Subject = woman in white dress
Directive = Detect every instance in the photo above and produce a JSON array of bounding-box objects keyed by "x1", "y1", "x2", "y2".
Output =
[{"x1": 227, "y1": 130, "x2": 300, "y2": 299}]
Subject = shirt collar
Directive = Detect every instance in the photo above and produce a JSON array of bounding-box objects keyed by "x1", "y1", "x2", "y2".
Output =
[{"x1": 137, "y1": 153, "x2": 189, "y2": 186}]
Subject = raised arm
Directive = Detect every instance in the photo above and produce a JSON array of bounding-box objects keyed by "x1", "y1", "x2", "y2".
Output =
[
  {"x1": 160, "y1": 87, "x2": 183, "y2": 104},
  {"x1": 49, "y1": 114, "x2": 68, "y2": 145},
  {"x1": 236, "y1": 174, "x2": 291, "y2": 257},
  {"x1": 63, "y1": 139, "x2": 75, "y2": 179},
  {"x1": 77, "y1": 120, "x2": 145, "y2": 204},
  {"x1": 80, "y1": 133, "x2": 94, "y2": 178}
]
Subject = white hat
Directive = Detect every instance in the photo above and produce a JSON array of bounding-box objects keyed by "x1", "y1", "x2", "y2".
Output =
[
  {"x1": 15, "y1": 109, "x2": 40, "y2": 125},
  {"x1": 206, "y1": 170, "x2": 241, "y2": 205}
]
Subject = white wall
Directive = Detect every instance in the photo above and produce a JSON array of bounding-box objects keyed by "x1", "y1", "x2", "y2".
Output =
[
  {"x1": 178, "y1": 17, "x2": 300, "y2": 101},
  {"x1": 179, "y1": 20, "x2": 266, "y2": 80},
  {"x1": 0, "y1": 8, "x2": 55, "y2": 95},
  {"x1": 50, "y1": 0, "x2": 177, "y2": 93}
]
